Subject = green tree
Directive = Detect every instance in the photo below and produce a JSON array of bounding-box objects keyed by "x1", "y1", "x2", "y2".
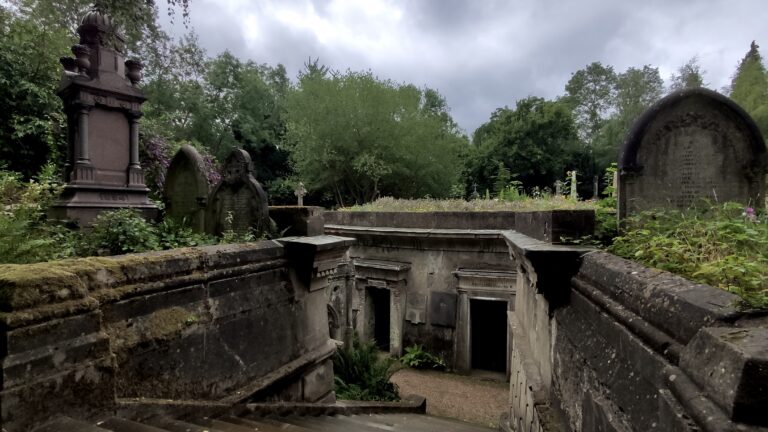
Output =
[
  {"x1": 730, "y1": 41, "x2": 768, "y2": 136},
  {"x1": 0, "y1": 7, "x2": 71, "y2": 177},
  {"x1": 469, "y1": 97, "x2": 579, "y2": 193},
  {"x1": 593, "y1": 65, "x2": 664, "y2": 171},
  {"x1": 285, "y1": 68, "x2": 466, "y2": 206},
  {"x1": 565, "y1": 62, "x2": 618, "y2": 197},
  {"x1": 669, "y1": 56, "x2": 707, "y2": 91}
]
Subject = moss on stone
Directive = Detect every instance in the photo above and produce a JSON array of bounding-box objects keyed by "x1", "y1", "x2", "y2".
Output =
[{"x1": 0, "y1": 250, "x2": 207, "y2": 311}]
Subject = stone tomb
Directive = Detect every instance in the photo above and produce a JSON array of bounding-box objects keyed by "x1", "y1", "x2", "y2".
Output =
[
  {"x1": 206, "y1": 148, "x2": 270, "y2": 236},
  {"x1": 51, "y1": 7, "x2": 157, "y2": 224},
  {"x1": 618, "y1": 88, "x2": 767, "y2": 219},
  {"x1": 164, "y1": 145, "x2": 209, "y2": 232}
]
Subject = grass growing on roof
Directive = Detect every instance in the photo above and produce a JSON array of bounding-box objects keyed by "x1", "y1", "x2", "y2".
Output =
[{"x1": 341, "y1": 196, "x2": 597, "y2": 212}]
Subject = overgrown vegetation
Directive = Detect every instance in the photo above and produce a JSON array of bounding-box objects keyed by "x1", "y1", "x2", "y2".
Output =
[
  {"x1": 400, "y1": 344, "x2": 446, "y2": 370},
  {"x1": 332, "y1": 336, "x2": 399, "y2": 402},
  {"x1": 609, "y1": 202, "x2": 768, "y2": 309},
  {"x1": 342, "y1": 196, "x2": 597, "y2": 212},
  {"x1": 0, "y1": 170, "x2": 222, "y2": 264}
]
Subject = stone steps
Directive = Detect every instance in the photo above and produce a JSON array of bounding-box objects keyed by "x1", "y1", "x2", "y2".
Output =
[{"x1": 34, "y1": 412, "x2": 496, "y2": 432}]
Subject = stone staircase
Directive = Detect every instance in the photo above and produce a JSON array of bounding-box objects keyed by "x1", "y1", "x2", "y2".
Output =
[{"x1": 35, "y1": 412, "x2": 496, "y2": 432}]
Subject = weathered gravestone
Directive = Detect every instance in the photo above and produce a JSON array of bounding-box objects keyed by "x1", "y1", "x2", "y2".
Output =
[
  {"x1": 51, "y1": 6, "x2": 157, "y2": 224},
  {"x1": 205, "y1": 148, "x2": 270, "y2": 236},
  {"x1": 164, "y1": 145, "x2": 209, "y2": 232},
  {"x1": 618, "y1": 88, "x2": 768, "y2": 219}
]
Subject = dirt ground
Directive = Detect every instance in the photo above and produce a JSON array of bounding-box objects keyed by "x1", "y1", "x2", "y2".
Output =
[{"x1": 390, "y1": 368, "x2": 508, "y2": 428}]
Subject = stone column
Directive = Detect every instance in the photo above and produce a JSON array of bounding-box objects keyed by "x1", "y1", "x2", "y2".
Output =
[
  {"x1": 127, "y1": 112, "x2": 145, "y2": 187},
  {"x1": 77, "y1": 107, "x2": 91, "y2": 163},
  {"x1": 72, "y1": 105, "x2": 94, "y2": 183},
  {"x1": 129, "y1": 114, "x2": 140, "y2": 168},
  {"x1": 389, "y1": 282, "x2": 407, "y2": 357},
  {"x1": 454, "y1": 292, "x2": 471, "y2": 372}
]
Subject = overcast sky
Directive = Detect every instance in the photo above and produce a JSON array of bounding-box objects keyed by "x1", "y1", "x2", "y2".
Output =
[{"x1": 160, "y1": 0, "x2": 768, "y2": 135}]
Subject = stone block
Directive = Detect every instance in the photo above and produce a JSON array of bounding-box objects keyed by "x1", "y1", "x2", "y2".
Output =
[
  {"x1": 323, "y1": 210, "x2": 518, "y2": 230},
  {"x1": 429, "y1": 292, "x2": 457, "y2": 328},
  {"x1": 680, "y1": 327, "x2": 768, "y2": 425},
  {"x1": 270, "y1": 206, "x2": 325, "y2": 237},
  {"x1": 302, "y1": 359, "x2": 334, "y2": 402},
  {"x1": 513, "y1": 210, "x2": 595, "y2": 244}
]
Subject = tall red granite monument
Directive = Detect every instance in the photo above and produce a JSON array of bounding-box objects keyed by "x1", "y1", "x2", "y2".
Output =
[{"x1": 51, "y1": 6, "x2": 157, "y2": 225}]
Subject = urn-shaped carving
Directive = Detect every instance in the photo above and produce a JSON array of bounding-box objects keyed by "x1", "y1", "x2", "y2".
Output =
[
  {"x1": 125, "y1": 59, "x2": 143, "y2": 85},
  {"x1": 59, "y1": 56, "x2": 77, "y2": 73},
  {"x1": 71, "y1": 44, "x2": 91, "y2": 75}
]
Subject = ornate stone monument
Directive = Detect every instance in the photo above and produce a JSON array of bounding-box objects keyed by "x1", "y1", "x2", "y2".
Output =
[
  {"x1": 618, "y1": 88, "x2": 768, "y2": 219},
  {"x1": 205, "y1": 149, "x2": 270, "y2": 236},
  {"x1": 51, "y1": 6, "x2": 157, "y2": 225},
  {"x1": 164, "y1": 145, "x2": 210, "y2": 232}
]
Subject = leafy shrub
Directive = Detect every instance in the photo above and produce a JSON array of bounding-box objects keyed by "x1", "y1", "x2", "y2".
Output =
[
  {"x1": 400, "y1": 344, "x2": 446, "y2": 370},
  {"x1": 156, "y1": 218, "x2": 216, "y2": 249},
  {"x1": 77, "y1": 209, "x2": 160, "y2": 256},
  {"x1": 609, "y1": 202, "x2": 768, "y2": 309},
  {"x1": 333, "y1": 336, "x2": 399, "y2": 401},
  {"x1": 0, "y1": 166, "x2": 74, "y2": 264}
]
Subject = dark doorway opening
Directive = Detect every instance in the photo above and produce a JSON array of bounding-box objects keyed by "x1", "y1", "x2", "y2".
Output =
[
  {"x1": 369, "y1": 287, "x2": 390, "y2": 351},
  {"x1": 470, "y1": 299, "x2": 507, "y2": 372}
]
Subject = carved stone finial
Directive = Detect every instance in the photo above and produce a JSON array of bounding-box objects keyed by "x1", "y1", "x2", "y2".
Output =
[
  {"x1": 59, "y1": 57, "x2": 77, "y2": 73},
  {"x1": 125, "y1": 59, "x2": 143, "y2": 85},
  {"x1": 71, "y1": 44, "x2": 91, "y2": 75}
]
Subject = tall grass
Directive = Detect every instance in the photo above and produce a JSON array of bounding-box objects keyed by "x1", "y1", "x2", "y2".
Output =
[{"x1": 342, "y1": 196, "x2": 596, "y2": 212}]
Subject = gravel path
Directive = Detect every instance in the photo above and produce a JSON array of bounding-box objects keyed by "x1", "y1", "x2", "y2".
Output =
[{"x1": 390, "y1": 368, "x2": 508, "y2": 428}]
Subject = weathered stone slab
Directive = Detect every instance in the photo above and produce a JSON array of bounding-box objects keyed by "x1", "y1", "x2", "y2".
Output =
[
  {"x1": 405, "y1": 294, "x2": 427, "y2": 324},
  {"x1": 429, "y1": 292, "x2": 457, "y2": 328},
  {"x1": 680, "y1": 327, "x2": 768, "y2": 425},
  {"x1": 302, "y1": 359, "x2": 334, "y2": 402},
  {"x1": 619, "y1": 88, "x2": 767, "y2": 219},
  {"x1": 270, "y1": 206, "x2": 324, "y2": 237},
  {"x1": 164, "y1": 144, "x2": 210, "y2": 232},
  {"x1": 514, "y1": 210, "x2": 595, "y2": 244}
]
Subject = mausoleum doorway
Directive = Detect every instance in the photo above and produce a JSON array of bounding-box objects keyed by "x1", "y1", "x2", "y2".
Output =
[
  {"x1": 453, "y1": 268, "x2": 516, "y2": 376},
  {"x1": 470, "y1": 298, "x2": 508, "y2": 372},
  {"x1": 368, "y1": 286, "x2": 391, "y2": 351}
]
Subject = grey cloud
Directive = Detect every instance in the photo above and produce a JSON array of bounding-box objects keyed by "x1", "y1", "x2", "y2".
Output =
[{"x1": 160, "y1": 0, "x2": 768, "y2": 134}]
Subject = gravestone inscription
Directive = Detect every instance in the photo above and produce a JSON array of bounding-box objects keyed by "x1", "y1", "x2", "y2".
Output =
[
  {"x1": 164, "y1": 145, "x2": 209, "y2": 232},
  {"x1": 205, "y1": 149, "x2": 270, "y2": 236},
  {"x1": 618, "y1": 88, "x2": 767, "y2": 219}
]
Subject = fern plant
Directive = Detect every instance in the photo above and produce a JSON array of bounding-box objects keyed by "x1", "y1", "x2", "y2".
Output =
[{"x1": 332, "y1": 336, "x2": 399, "y2": 401}]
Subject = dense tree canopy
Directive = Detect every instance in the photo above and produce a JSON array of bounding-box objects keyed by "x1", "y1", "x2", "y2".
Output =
[
  {"x1": 0, "y1": 7, "x2": 70, "y2": 177},
  {"x1": 469, "y1": 97, "x2": 579, "y2": 194},
  {"x1": 284, "y1": 69, "x2": 467, "y2": 206}
]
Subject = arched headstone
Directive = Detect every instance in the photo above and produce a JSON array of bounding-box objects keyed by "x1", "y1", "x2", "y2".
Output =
[
  {"x1": 205, "y1": 149, "x2": 270, "y2": 236},
  {"x1": 618, "y1": 88, "x2": 767, "y2": 219},
  {"x1": 164, "y1": 145, "x2": 209, "y2": 232}
]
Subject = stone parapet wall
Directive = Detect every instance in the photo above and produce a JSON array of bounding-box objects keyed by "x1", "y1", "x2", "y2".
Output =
[
  {"x1": 324, "y1": 210, "x2": 594, "y2": 243},
  {"x1": 503, "y1": 231, "x2": 768, "y2": 432},
  {"x1": 0, "y1": 237, "x2": 352, "y2": 431}
]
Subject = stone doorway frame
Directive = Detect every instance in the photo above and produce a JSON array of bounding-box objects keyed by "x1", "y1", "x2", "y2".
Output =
[
  {"x1": 453, "y1": 268, "x2": 516, "y2": 377},
  {"x1": 353, "y1": 259, "x2": 411, "y2": 357}
]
